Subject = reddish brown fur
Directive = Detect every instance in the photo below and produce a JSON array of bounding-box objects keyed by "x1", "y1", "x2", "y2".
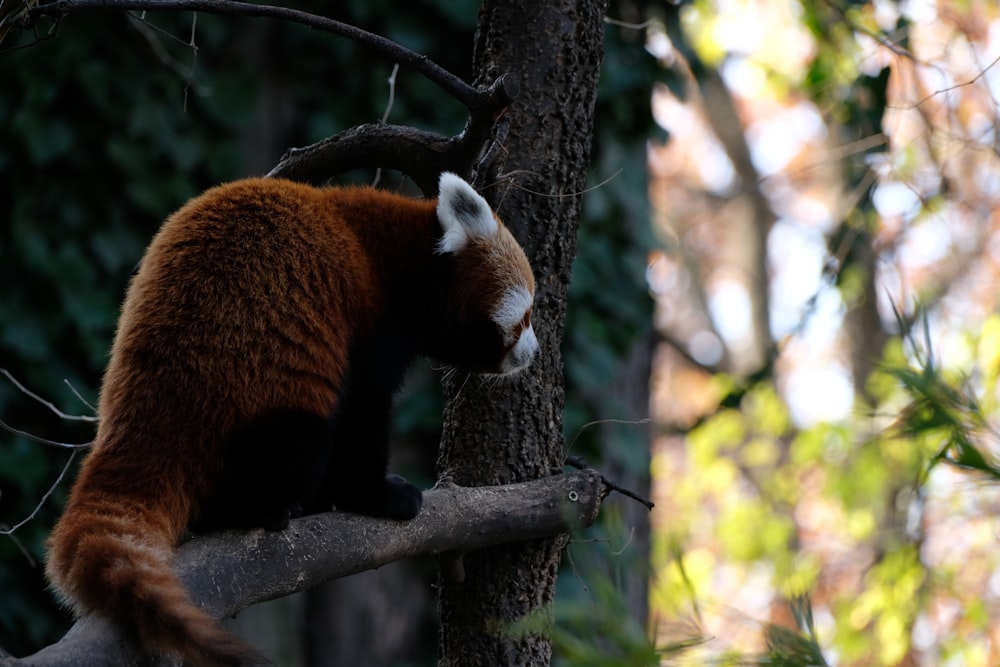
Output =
[
  {"x1": 45, "y1": 178, "x2": 511, "y2": 666},
  {"x1": 454, "y1": 223, "x2": 535, "y2": 322}
]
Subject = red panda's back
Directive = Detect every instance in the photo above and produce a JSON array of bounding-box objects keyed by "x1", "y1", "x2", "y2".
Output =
[{"x1": 118, "y1": 180, "x2": 368, "y2": 430}]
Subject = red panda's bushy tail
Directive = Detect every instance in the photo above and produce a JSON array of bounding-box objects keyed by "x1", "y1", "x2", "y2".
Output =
[{"x1": 46, "y1": 499, "x2": 264, "y2": 666}]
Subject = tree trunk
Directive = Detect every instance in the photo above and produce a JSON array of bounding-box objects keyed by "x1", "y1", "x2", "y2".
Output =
[
  {"x1": 598, "y1": 332, "x2": 654, "y2": 628},
  {"x1": 436, "y1": 1, "x2": 608, "y2": 665},
  {"x1": 303, "y1": 564, "x2": 433, "y2": 667}
]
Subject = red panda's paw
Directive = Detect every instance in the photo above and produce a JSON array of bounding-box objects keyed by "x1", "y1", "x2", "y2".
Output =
[
  {"x1": 256, "y1": 505, "x2": 294, "y2": 531},
  {"x1": 335, "y1": 474, "x2": 423, "y2": 520},
  {"x1": 382, "y1": 474, "x2": 423, "y2": 520}
]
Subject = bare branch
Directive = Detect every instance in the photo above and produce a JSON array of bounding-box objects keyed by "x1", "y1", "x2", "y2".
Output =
[
  {"x1": 0, "y1": 368, "x2": 96, "y2": 422},
  {"x1": 380, "y1": 63, "x2": 400, "y2": 125},
  {"x1": 267, "y1": 73, "x2": 519, "y2": 192},
  {"x1": 17, "y1": 1, "x2": 521, "y2": 188},
  {"x1": 0, "y1": 370, "x2": 91, "y2": 543},
  {"x1": 0, "y1": 417, "x2": 91, "y2": 448},
  {"x1": 4, "y1": 470, "x2": 605, "y2": 666},
  {"x1": 62, "y1": 379, "x2": 96, "y2": 414},
  {"x1": 0, "y1": 449, "x2": 81, "y2": 537},
  {"x1": 267, "y1": 122, "x2": 456, "y2": 192},
  {"x1": 564, "y1": 456, "x2": 654, "y2": 511},
  {"x1": 26, "y1": 0, "x2": 479, "y2": 105}
]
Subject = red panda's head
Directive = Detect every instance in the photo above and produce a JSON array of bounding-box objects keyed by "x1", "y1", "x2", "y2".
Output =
[{"x1": 434, "y1": 173, "x2": 538, "y2": 376}]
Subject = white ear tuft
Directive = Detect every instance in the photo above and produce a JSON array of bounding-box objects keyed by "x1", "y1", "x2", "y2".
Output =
[{"x1": 436, "y1": 172, "x2": 498, "y2": 253}]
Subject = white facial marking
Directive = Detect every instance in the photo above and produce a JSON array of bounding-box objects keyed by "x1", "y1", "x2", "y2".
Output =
[
  {"x1": 493, "y1": 286, "x2": 533, "y2": 342},
  {"x1": 502, "y1": 324, "x2": 538, "y2": 375},
  {"x1": 493, "y1": 285, "x2": 538, "y2": 374},
  {"x1": 436, "y1": 172, "x2": 499, "y2": 254}
]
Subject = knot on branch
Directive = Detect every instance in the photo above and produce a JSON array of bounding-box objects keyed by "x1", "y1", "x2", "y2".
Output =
[
  {"x1": 473, "y1": 72, "x2": 520, "y2": 116},
  {"x1": 564, "y1": 456, "x2": 655, "y2": 512}
]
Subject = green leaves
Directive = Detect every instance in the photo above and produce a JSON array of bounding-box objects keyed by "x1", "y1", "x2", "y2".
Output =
[
  {"x1": 881, "y1": 305, "x2": 1000, "y2": 483},
  {"x1": 762, "y1": 597, "x2": 829, "y2": 667}
]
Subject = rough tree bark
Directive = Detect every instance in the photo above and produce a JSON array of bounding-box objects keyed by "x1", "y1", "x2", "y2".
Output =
[{"x1": 436, "y1": 1, "x2": 609, "y2": 665}]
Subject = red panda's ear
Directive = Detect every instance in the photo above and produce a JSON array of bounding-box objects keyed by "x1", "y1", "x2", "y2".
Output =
[{"x1": 436, "y1": 172, "x2": 499, "y2": 254}]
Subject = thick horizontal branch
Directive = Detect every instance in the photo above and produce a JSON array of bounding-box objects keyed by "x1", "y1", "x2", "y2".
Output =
[{"x1": 4, "y1": 470, "x2": 604, "y2": 667}]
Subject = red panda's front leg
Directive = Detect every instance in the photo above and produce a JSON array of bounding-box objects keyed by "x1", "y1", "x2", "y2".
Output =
[
  {"x1": 190, "y1": 409, "x2": 336, "y2": 533},
  {"x1": 301, "y1": 335, "x2": 424, "y2": 520},
  {"x1": 305, "y1": 383, "x2": 424, "y2": 520}
]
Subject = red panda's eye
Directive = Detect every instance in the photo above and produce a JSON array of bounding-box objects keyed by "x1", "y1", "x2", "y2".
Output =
[{"x1": 521, "y1": 310, "x2": 531, "y2": 330}]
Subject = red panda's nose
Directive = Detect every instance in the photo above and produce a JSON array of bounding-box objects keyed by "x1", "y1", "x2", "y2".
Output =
[{"x1": 500, "y1": 323, "x2": 538, "y2": 375}]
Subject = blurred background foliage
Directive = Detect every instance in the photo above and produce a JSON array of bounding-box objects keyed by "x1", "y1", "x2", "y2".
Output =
[
  {"x1": 645, "y1": 0, "x2": 1000, "y2": 665},
  {"x1": 4, "y1": 0, "x2": 1000, "y2": 666}
]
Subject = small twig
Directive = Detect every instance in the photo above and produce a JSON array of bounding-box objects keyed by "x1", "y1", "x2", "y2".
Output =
[
  {"x1": 495, "y1": 167, "x2": 623, "y2": 201},
  {"x1": 126, "y1": 11, "x2": 207, "y2": 104},
  {"x1": 610, "y1": 525, "x2": 635, "y2": 557},
  {"x1": 0, "y1": 526, "x2": 36, "y2": 567},
  {"x1": 566, "y1": 416, "x2": 651, "y2": 454},
  {"x1": 183, "y1": 10, "x2": 198, "y2": 110},
  {"x1": 0, "y1": 418, "x2": 92, "y2": 448},
  {"x1": 563, "y1": 537, "x2": 593, "y2": 600},
  {"x1": 380, "y1": 62, "x2": 399, "y2": 124},
  {"x1": 564, "y1": 456, "x2": 655, "y2": 511},
  {"x1": 0, "y1": 369, "x2": 93, "y2": 538},
  {"x1": 820, "y1": 0, "x2": 914, "y2": 60},
  {"x1": 0, "y1": 448, "x2": 80, "y2": 536},
  {"x1": 372, "y1": 63, "x2": 401, "y2": 188},
  {"x1": 568, "y1": 526, "x2": 636, "y2": 557},
  {"x1": 63, "y1": 378, "x2": 97, "y2": 414},
  {"x1": 603, "y1": 16, "x2": 654, "y2": 31},
  {"x1": 903, "y1": 51, "x2": 1000, "y2": 111},
  {"x1": 0, "y1": 368, "x2": 97, "y2": 422}
]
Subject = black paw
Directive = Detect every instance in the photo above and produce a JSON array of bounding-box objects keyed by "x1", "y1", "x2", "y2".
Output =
[
  {"x1": 256, "y1": 506, "x2": 293, "y2": 531},
  {"x1": 382, "y1": 474, "x2": 423, "y2": 520},
  {"x1": 335, "y1": 474, "x2": 423, "y2": 520}
]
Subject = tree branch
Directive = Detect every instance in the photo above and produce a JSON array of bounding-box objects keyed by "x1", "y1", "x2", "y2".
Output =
[
  {"x1": 266, "y1": 73, "x2": 519, "y2": 191},
  {"x1": 26, "y1": 0, "x2": 475, "y2": 104},
  {"x1": 17, "y1": 0, "x2": 520, "y2": 189},
  {"x1": 2, "y1": 470, "x2": 604, "y2": 666}
]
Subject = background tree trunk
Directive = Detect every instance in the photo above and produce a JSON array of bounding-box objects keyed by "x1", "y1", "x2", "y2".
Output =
[
  {"x1": 302, "y1": 563, "x2": 434, "y2": 667},
  {"x1": 436, "y1": 1, "x2": 608, "y2": 665}
]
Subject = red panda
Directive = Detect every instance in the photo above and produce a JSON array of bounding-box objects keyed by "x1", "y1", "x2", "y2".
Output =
[{"x1": 45, "y1": 173, "x2": 538, "y2": 666}]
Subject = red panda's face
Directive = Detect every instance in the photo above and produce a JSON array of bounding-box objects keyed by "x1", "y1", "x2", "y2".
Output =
[
  {"x1": 436, "y1": 173, "x2": 539, "y2": 376},
  {"x1": 488, "y1": 272, "x2": 537, "y2": 376}
]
